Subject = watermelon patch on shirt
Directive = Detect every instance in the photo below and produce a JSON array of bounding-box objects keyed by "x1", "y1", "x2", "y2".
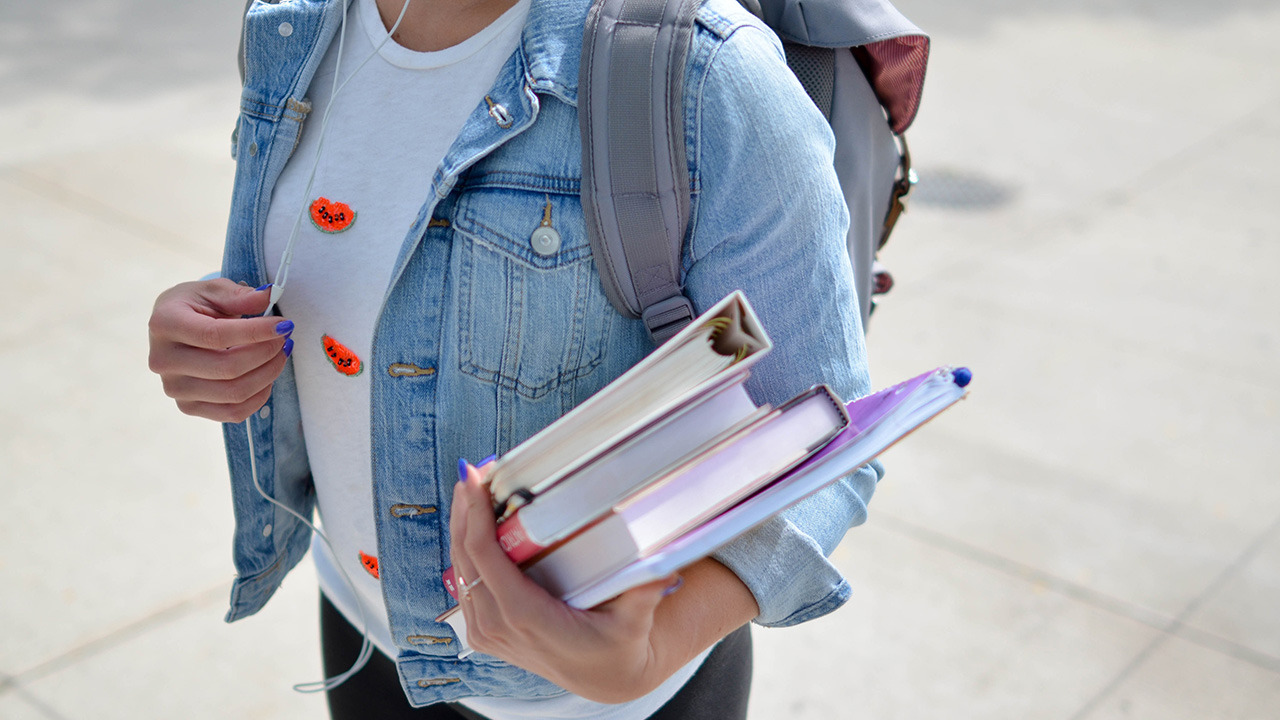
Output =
[
  {"x1": 359, "y1": 551, "x2": 380, "y2": 579},
  {"x1": 310, "y1": 197, "x2": 357, "y2": 233},
  {"x1": 322, "y1": 334, "x2": 364, "y2": 376}
]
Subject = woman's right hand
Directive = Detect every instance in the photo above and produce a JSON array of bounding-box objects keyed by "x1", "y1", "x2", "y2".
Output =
[{"x1": 148, "y1": 279, "x2": 294, "y2": 423}]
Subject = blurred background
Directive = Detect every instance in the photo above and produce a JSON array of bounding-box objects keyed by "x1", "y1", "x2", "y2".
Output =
[{"x1": 2, "y1": 1, "x2": 1277, "y2": 718}]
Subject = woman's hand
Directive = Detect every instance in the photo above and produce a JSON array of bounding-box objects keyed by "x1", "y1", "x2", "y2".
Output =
[
  {"x1": 449, "y1": 461, "x2": 682, "y2": 704},
  {"x1": 147, "y1": 279, "x2": 293, "y2": 423}
]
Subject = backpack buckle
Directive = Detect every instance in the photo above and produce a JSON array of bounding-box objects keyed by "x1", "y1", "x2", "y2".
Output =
[
  {"x1": 642, "y1": 295, "x2": 696, "y2": 345},
  {"x1": 879, "y1": 134, "x2": 916, "y2": 250}
]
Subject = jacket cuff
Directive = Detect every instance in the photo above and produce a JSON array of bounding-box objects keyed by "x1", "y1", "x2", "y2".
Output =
[
  {"x1": 711, "y1": 462, "x2": 880, "y2": 627},
  {"x1": 711, "y1": 514, "x2": 851, "y2": 627}
]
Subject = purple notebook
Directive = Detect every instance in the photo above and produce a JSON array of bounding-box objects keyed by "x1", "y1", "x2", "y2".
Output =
[{"x1": 563, "y1": 365, "x2": 971, "y2": 609}]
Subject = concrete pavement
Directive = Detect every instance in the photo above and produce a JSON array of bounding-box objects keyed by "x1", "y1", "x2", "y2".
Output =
[{"x1": 2, "y1": 1, "x2": 1278, "y2": 718}]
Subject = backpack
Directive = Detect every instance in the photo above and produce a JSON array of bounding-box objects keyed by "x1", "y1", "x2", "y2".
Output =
[{"x1": 580, "y1": 0, "x2": 929, "y2": 343}]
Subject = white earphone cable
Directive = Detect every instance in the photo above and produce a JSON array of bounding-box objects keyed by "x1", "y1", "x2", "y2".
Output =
[
  {"x1": 266, "y1": 0, "x2": 414, "y2": 317},
  {"x1": 248, "y1": 0, "x2": 415, "y2": 693}
]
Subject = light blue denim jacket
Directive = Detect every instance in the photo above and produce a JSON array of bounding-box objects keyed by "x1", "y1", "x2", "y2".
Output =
[{"x1": 221, "y1": 0, "x2": 881, "y2": 706}]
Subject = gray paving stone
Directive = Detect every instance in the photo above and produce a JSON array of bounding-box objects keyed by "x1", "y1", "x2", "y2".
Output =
[
  {"x1": 0, "y1": 0, "x2": 242, "y2": 169},
  {"x1": 910, "y1": 98, "x2": 1280, "y2": 383},
  {"x1": 0, "y1": 178, "x2": 236, "y2": 675},
  {"x1": 1080, "y1": 634, "x2": 1280, "y2": 720},
  {"x1": 15, "y1": 139, "x2": 237, "y2": 261},
  {"x1": 0, "y1": 696, "x2": 58, "y2": 717},
  {"x1": 0, "y1": 691, "x2": 59, "y2": 720},
  {"x1": 0, "y1": 175, "x2": 215, "y2": 343},
  {"x1": 22, "y1": 565, "x2": 327, "y2": 720},
  {"x1": 1182, "y1": 524, "x2": 1280, "y2": 664},
  {"x1": 901, "y1": 6, "x2": 1280, "y2": 218},
  {"x1": 864, "y1": 82, "x2": 1280, "y2": 620},
  {"x1": 749, "y1": 524, "x2": 1158, "y2": 720},
  {"x1": 867, "y1": 321, "x2": 1280, "y2": 618}
]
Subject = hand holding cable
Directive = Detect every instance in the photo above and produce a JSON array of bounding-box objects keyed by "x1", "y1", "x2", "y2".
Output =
[{"x1": 147, "y1": 278, "x2": 293, "y2": 423}]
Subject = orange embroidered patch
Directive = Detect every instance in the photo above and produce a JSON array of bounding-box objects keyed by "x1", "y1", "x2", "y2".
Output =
[
  {"x1": 322, "y1": 334, "x2": 363, "y2": 376},
  {"x1": 359, "y1": 551, "x2": 380, "y2": 579},
  {"x1": 310, "y1": 197, "x2": 356, "y2": 233}
]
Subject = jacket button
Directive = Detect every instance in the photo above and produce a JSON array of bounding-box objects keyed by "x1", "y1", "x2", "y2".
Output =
[
  {"x1": 417, "y1": 677, "x2": 462, "y2": 688},
  {"x1": 262, "y1": 524, "x2": 273, "y2": 537},
  {"x1": 387, "y1": 362, "x2": 435, "y2": 377},
  {"x1": 278, "y1": 22, "x2": 294, "y2": 37},
  {"x1": 389, "y1": 503, "x2": 438, "y2": 518},
  {"x1": 531, "y1": 226, "x2": 561, "y2": 256},
  {"x1": 248, "y1": 142, "x2": 258, "y2": 157},
  {"x1": 258, "y1": 405, "x2": 271, "y2": 420},
  {"x1": 406, "y1": 634, "x2": 453, "y2": 646}
]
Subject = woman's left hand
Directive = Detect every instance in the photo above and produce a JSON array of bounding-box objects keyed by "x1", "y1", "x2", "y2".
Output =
[{"x1": 449, "y1": 461, "x2": 679, "y2": 704}]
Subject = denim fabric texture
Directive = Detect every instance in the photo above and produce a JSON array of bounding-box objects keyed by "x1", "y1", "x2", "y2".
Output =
[{"x1": 220, "y1": 0, "x2": 882, "y2": 707}]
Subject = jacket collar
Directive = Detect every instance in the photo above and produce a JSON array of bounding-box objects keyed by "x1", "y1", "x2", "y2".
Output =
[{"x1": 519, "y1": 0, "x2": 591, "y2": 106}]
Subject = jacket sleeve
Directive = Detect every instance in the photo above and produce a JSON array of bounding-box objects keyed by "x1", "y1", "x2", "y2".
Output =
[{"x1": 682, "y1": 19, "x2": 883, "y2": 627}]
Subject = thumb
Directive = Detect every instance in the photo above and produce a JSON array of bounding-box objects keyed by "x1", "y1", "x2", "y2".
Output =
[{"x1": 196, "y1": 278, "x2": 274, "y2": 318}]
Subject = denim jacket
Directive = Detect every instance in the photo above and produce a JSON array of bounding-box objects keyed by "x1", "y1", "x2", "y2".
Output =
[{"x1": 221, "y1": 0, "x2": 881, "y2": 706}]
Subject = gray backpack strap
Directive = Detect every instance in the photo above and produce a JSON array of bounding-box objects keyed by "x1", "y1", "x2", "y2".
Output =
[{"x1": 580, "y1": 0, "x2": 702, "y2": 345}]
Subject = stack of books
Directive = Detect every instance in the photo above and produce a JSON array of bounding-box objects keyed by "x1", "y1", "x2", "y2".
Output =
[{"x1": 436, "y1": 292, "x2": 970, "y2": 652}]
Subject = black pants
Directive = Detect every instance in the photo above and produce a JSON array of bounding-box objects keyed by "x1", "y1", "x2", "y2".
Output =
[{"x1": 321, "y1": 594, "x2": 752, "y2": 720}]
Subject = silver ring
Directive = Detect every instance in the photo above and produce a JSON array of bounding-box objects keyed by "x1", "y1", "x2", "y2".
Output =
[{"x1": 459, "y1": 575, "x2": 484, "y2": 601}]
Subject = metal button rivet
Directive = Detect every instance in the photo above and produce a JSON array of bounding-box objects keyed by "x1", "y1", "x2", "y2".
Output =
[
  {"x1": 531, "y1": 226, "x2": 561, "y2": 256},
  {"x1": 531, "y1": 196, "x2": 560, "y2": 256},
  {"x1": 278, "y1": 22, "x2": 294, "y2": 37},
  {"x1": 262, "y1": 524, "x2": 273, "y2": 537},
  {"x1": 248, "y1": 142, "x2": 258, "y2": 156},
  {"x1": 258, "y1": 405, "x2": 271, "y2": 420},
  {"x1": 485, "y1": 96, "x2": 514, "y2": 128}
]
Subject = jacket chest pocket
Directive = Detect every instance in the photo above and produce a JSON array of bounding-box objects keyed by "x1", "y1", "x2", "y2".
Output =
[{"x1": 453, "y1": 187, "x2": 613, "y2": 400}]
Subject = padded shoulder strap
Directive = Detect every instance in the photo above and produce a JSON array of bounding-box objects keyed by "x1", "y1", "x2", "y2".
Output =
[{"x1": 580, "y1": 0, "x2": 702, "y2": 345}]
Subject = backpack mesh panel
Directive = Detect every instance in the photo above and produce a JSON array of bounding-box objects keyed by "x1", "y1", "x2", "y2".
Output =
[{"x1": 783, "y1": 43, "x2": 836, "y2": 120}]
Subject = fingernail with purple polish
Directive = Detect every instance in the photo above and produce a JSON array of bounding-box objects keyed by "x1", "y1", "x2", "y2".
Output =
[
  {"x1": 662, "y1": 576, "x2": 684, "y2": 597},
  {"x1": 283, "y1": 337, "x2": 294, "y2": 358},
  {"x1": 478, "y1": 454, "x2": 497, "y2": 467},
  {"x1": 457, "y1": 458, "x2": 470, "y2": 484},
  {"x1": 275, "y1": 320, "x2": 294, "y2": 335},
  {"x1": 255, "y1": 283, "x2": 273, "y2": 292}
]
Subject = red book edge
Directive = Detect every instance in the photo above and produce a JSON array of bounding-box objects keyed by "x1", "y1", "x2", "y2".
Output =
[
  {"x1": 440, "y1": 513, "x2": 549, "y2": 598},
  {"x1": 442, "y1": 566, "x2": 459, "y2": 600}
]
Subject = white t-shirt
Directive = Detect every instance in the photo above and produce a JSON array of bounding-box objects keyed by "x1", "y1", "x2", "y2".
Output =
[{"x1": 263, "y1": 1, "x2": 709, "y2": 717}]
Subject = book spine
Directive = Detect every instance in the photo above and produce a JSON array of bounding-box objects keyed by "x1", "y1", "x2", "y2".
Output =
[
  {"x1": 495, "y1": 513, "x2": 548, "y2": 565},
  {"x1": 440, "y1": 515, "x2": 549, "y2": 598}
]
